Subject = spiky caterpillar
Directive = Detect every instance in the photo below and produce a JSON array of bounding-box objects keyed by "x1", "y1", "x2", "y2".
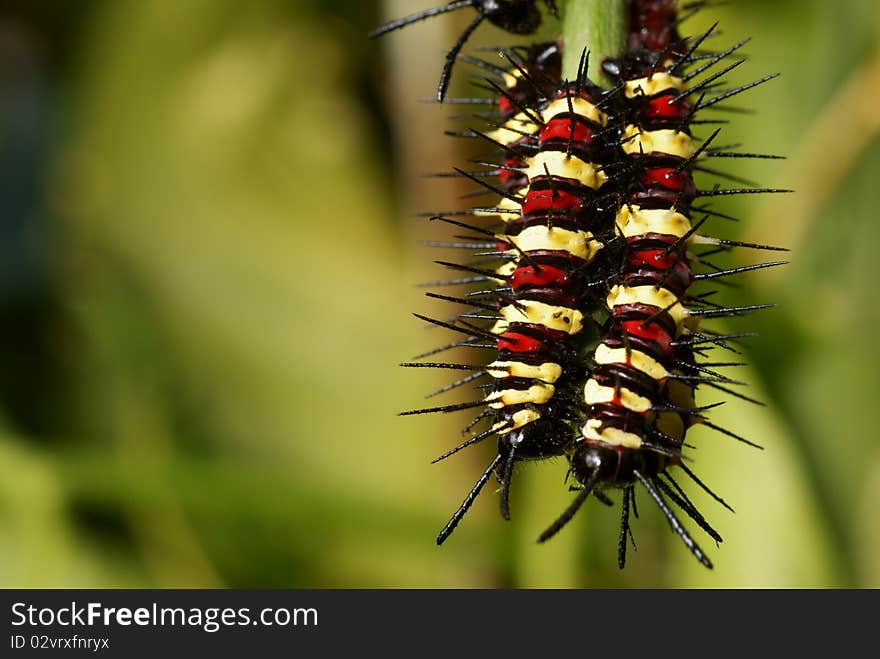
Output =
[
  {"x1": 537, "y1": 0, "x2": 788, "y2": 568},
  {"x1": 402, "y1": 49, "x2": 626, "y2": 544},
  {"x1": 385, "y1": 0, "x2": 787, "y2": 566}
]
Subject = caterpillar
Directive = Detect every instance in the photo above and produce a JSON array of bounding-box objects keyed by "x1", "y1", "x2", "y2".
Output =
[
  {"x1": 536, "y1": 1, "x2": 788, "y2": 568},
  {"x1": 386, "y1": 0, "x2": 787, "y2": 567},
  {"x1": 370, "y1": 1, "x2": 560, "y2": 101},
  {"x1": 401, "y1": 47, "x2": 614, "y2": 544}
]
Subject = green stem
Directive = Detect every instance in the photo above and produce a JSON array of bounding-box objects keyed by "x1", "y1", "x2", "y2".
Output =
[{"x1": 560, "y1": 0, "x2": 627, "y2": 87}]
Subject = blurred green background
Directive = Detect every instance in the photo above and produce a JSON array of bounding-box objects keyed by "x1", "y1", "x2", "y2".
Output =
[{"x1": 0, "y1": 0, "x2": 877, "y2": 588}]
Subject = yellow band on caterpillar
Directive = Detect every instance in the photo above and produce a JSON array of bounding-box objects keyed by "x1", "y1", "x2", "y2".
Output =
[
  {"x1": 581, "y1": 419, "x2": 643, "y2": 449},
  {"x1": 505, "y1": 225, "x2": 604, "y2": 262},
  {"x1": 486, "y1": 383, "x2": 556, "y2": 408},
  {"x1": 624, "y1": 73, "x2": 686, "y2": 99},
  {"x1": 494, "y1": 408, "x2": 541, "y2": 435},
  {"x1": 502, "y1": 71, "x2": 521, "y2": 89},
  {"x1": 616, "y1": 204, "x2": 692, "y2": 239},
  {"x1": 495, "y1": 261, "x2": 517, "y2": 277},
  {"x1": 543, "y1": 96, "x2": 608, "y2": 126},
  {"x1": 486, "y1": 111, "x2": 542, "y2": 145},
  {"x1": 607, "y1": 284, "x2": 689, "y2": 329},
  {"x1": 475, "y1": 195, "x2": 522, "y2": 223},
  {"x1": 486, "y1": 361, "x2": 563, "y2": 382},
  {"x1": 622, "y1": 125, "x2": 696, "y2": 159},
  {"x1": 583, "y1": 379, "x2": 653, "y2": 413},
  {"x1": 500, "y1": 300, "x2": 584, "y2": 334},
  {"x1": 489, "y1": 319, "x2": 509, "y2": 335},
  {"x1": 593, "y1": 344, "x2": 669, "y2": 381},
  {"x1": 526, "y1": 151, "x2": 609, "y2": 189}
]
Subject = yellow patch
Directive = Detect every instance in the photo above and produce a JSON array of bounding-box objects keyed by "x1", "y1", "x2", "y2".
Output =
[
  {"x1": 486, "y1": 383, "x2": 556, "y2": 408},
  {"x1": 622, "y1": 125, "x2": 696, "y2": 159},
  {"x1": 615, "y1": 205, "x2": 692, "y2": 239},
  {"x1": 526, "y1": 151, "x2": 608, "y2": 189},
  {"x1": 486, "y1": 361, "x2": 563, "y2": 383},
  {"x1": 475, "y1": 195, "x2": 522, "y2": 223},
  {"x1": 487, "y1": 111, "x2": 542, "y2": 146},
  {"x1": 500, "y1": 300, "x2": 584, "y2": 334},
  {"x1": 495, "y1": 261, "x2": 517, "y2": 277},
  {"x1": 624, "y1": 73, "x2": 686, "y2": 99},
  {"x1": 607, "y1": 285, "x2": 689, "y2": 330},
  {"x1": 581, "y1": 419, "x2": 643, "y2": 449},
  {"x1": 494, "y1": 408, "x2": 541, "y2": 435},
  {"x1": 503, "y1": 71, "x2": 520, "y2": 89},
  {"x1": 594, "y1": 344, "x2": 668, "y2": 381},
  {"x1": 583, "y1": 379, "x2": 653, "y2": 413},
  {"x1": 543, "y1": 96, "x2": 608, "y2": 126},
  {"x1": 505, "y1": 225, "x2": 604, "y2": 262},
  {"x1": 489, "y1": 319, "x2": 509, "y2": 336}
]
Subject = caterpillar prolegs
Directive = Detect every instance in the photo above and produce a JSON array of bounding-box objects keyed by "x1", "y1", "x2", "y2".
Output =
[{"x1": 377, "y1": 0, "x2": 787, "y2": 567}]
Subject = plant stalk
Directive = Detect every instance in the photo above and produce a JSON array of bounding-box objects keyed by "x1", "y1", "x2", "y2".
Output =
[{"x1": 560, "y1": 0, "x2": 627, "y2": 86}]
